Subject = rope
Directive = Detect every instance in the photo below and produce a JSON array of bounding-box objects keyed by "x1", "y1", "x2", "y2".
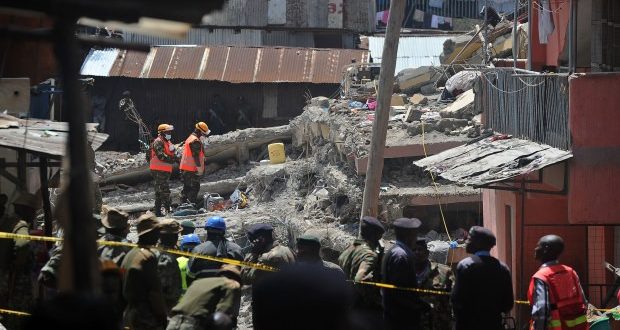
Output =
[{"x1": 420, "y1": 121, "x2": 452, "y2": 243}]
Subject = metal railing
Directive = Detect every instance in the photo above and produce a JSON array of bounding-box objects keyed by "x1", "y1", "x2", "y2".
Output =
[
  {"x1": 474, "y1": 70, "x2": 571, "y2": 150},
  {"x1": 376, "y1": 0, "x2": 485, "y2": 20}
]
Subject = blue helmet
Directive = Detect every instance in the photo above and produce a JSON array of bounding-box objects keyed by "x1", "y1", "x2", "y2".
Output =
[
  {"x1": 180, "y1": 234, "x2": 201, "y2": 250},
  {"x1": 205, "y1": 216, "x2": 226, "y2": 231}
]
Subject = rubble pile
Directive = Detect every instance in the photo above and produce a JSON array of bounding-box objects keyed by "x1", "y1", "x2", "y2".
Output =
[{"x1": 95, "y1": 151, "x2": 147, "y2": 176}]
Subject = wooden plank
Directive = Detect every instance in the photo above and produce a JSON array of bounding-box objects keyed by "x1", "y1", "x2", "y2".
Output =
[{"x1": 0, "y1": 78, "x2": 30, "y2": 115}]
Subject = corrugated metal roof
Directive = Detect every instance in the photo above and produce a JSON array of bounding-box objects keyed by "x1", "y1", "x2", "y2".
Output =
[
  {"x1": 413, "y1": 136, "x2": 573, "y2": 187},
  {"x1": 0, "y1": 114, "x2": 108, "y2": 157},
  {"x1": 81, "y1": 46, "x2": 369, "y2": 84},
  {"x1": 368, "y1": 35, "x2": 451, "y2": 73}
]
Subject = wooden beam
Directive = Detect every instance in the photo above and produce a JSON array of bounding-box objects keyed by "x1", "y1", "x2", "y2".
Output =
[{"x1": 360, "y1": 0, "x2": 405, "y2": 225}]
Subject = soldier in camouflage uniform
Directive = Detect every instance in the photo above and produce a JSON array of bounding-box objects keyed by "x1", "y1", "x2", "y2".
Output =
[
  {"x1": 121, "y1": 214, "x2": 167, "y2": 330},
  {"x1": 179, "y1": 122, "x2": 210, "y2": 205},
  {"x1": 150, "y1": 124, "x2": 177, "y2": 216},
  {"x1": 414, "y1": 238, "x2": 455, "y2": 330},
  {"x1": 97, "y1": 207, "x2": 131, "y2": 266},
  {"x1": 338, "y1": 216, "x2": 385, "y2": 328},
  {"x1": 157, "y1": 219, "x2": 183, "y2": 314},
  {"x1": 241, "y1": 224, "x2": 295, "y2": 285},
  {"x1": 167, "y1": 264, "x2": 241, "y2": 330},
  {"x1": 295, "y1": 234, "x2": 343, "y2": 274},
  {"x1": 0, "y1": 192, "x2": 40, "y2": 330}
]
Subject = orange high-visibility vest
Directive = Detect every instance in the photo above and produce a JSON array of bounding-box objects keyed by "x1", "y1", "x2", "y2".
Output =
[
  {"x1": 528, "y1": 264, "x2": 588, "y2": 330},
  {"x1": 179, "y1": 134, "x2": 204, "y2": 172},
  {"x1": 149, "y1": 136, "x2": 174, "y2": 173}
]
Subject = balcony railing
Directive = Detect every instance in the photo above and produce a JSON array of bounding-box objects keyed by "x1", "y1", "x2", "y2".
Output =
[
  {"x1": 376, "y1": 0, "x2": 515, "y2": 21},
  {"x1": 474, "y1": 69, "x2": 571, "y2": 150}
]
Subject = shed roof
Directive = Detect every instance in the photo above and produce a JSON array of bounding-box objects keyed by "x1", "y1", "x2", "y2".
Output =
[
  {"x1": 80, "y1": 45, "x2": 369, "y2": 84},
  {"x1": 0, "y1": 114, "x2": 108, "y2": 157},
  {"x1": 413, "y1": 136, "x2": 573, "y2": 187}
]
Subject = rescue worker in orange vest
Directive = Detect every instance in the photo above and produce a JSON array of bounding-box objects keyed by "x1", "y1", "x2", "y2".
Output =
[
  {"x1": 528, "y1": 235, "x2": 589, "y2": 330},
  {"x1": 150, "y1": 124, "x2": 177, "y2": 216},
  {"x1": 180, "y1": 122, "x2": 210, "y2": 205}
]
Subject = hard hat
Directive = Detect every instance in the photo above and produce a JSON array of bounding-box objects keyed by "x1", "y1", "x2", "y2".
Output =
[
  {"x1": 157, "y1": 124, "x2": 174, "y2": 132},
  {"x1": 196, "y1": 122, "x2": 210, "y2": 135},
  {"x1": 180, "y1": 234, "x2": 201, "y2": 248},
  {"x1": 205, "y1": 216, "x2": 226, "y2": 231}
]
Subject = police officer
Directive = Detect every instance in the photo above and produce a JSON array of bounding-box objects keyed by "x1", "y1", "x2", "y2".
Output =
[
  {"x1": 167, "y1": 264, "x2": 242, "y2": 330},
  {"x1": 177, "y1": 234, "x2": 201, "y2": 294},
  {"x1": 189, "y1": 216, "x2": 243, "y2": 282},
  {"x1": 97, "y1": 207, "x2": 131, "y2": 266},
  {"x1": 157, "y1": 219, "x2": 183, "y2": 314},
  {"x1": 0, "y1": 192, "x2": 39, "y2": 329},
  {"x1": 452, "y1": 226, "x2": 513, "y2": 330},
  {"x1": 381, "y1": 217, "x2": 426, "y2": 330},
  {"x1": 529, "y1": 235, "x2": 588, "y2": 330},
  {"x1": 121, "y1": 213, "x2": 167, "y2": 330},
  {"x1": 338, "y1": 216, "x2": 385, "y2": 327},
  {"x1": 241, "y1": 223, "x2": 295, "y2": 285},
  {"x1": 180, "y1": 220, "x2": 196, "y2": 235},
  {"x1": 179, "y1": 122, "x2": 210, "y2": 205},
  {"x1": 414, "y1": 238, "x2": 455, "y2": 330},
  {"x1": 150, "y1": 124, "x2": 177, "y2": 216},
  {"x1": 296, "y1": 234, "x2": 343, "y2": 274}
]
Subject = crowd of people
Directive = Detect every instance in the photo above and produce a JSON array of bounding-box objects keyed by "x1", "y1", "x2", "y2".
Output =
[{"x1": 0, "y1": 187, "x2": 591, "y2": 330}]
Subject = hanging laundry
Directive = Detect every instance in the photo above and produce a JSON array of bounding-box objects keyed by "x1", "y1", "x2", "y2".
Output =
[
  {"x1": 413, "y1": 9, "x2": 425, "y2": 23},
  {"x1": 431, "y1": 15, "x2": 440, "y2": 28},
  {"x1": 538, "y1": 0, "x2": 555, "y2": 44},
  {"x1": 429, "y1": 0, "x2": 444, "y2": 9}
]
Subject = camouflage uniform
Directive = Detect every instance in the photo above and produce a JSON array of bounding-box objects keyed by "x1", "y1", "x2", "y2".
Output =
[
  {"x1": 98, "y1": 233, "x2": 131, "y2": 267},
  {"x1": 151, "y1": 138, "x2": 175, "y2": 213},
  {"x1": 158, "y1": 251, "x2": 182, "y2": 314},
  {"x1": 418, "y1": 261, "x2": 455, "y2": 330},
  {"x1": 241, "y1": 242, "x2": 295, "y2": 285},
  {"x1": 338, "y1": 239, "x2": 383, "y2": 309},
  {"x1": 180, "y1": 139, "x2": 203, "y2": 205},
  {"x1": 166, "y1": 276, "x2": 241, "y2": 330},
  {"x1": 0, "y1": 218, "x2": 33, "y2": 330},
  {"x1": 121, "y1": 246, "x2": 167, "y2": 330}
]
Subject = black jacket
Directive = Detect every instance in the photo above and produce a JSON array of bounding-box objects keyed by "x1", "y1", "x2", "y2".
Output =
[{"x1": 452, "y1": 254, "x2": 514, "y2": 330}]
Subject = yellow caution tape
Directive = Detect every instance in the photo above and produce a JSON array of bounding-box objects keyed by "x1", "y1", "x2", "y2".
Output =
[
  {"x1": 0, "y1": 308, "x2": 31, "y2": 317},
  {"x1": 0, "y1": 232, "x2": 275, "y2": 272}
]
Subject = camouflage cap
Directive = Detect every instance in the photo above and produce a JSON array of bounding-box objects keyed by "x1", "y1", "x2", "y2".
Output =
[
  {"x1": 12, "y1": 191, "x2": 41, "y2": 209},
  {"x1": 158, "y1": 219, "x2": 182, "y2": 234},
  {"x1": 101, "y1": 207, "x2": 129, "y2": 229},
  {"x1": 136, "y1": 213, "x2": 160, "y2": 236}
]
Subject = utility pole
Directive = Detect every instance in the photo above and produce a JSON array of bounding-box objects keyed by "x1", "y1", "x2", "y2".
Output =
[{"x1": 360, "y1": 0, "x2": 405, "y2": 231}]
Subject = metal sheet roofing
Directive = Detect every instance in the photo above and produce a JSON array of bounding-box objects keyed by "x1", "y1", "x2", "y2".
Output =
[
  {"x1": 0, "y1": 114, "x2": 108, "y2": 157},
  {"x1": 80, "y1": 46, "x2": 369, "y2": 84},
  {"x1": 413, "y1": 136, "x2": 573, "y2": 186},
  {"x1": 368, "y1": 35, "x2": 451, "y2": 73}
]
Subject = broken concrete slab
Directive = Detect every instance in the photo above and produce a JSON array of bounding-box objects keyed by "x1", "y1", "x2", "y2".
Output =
[
  {"x1": 391, "y1": 94, "x2": 405, "y2": 106},
  {"x1": 404, "y1": 106, "x2": 424, "y2": 123},
  {"x1": 309, "y1": 96, "x2": 330, "y2": 109},
  {"x1": 439, "y1": 89, "x2": 476, "y2": 119},
  {"x1": 395, "y1": 66, "x2": 441, "y2": 93},
  {"x1": 409, "y1": 94, "x2": 428, "y2": 106}
]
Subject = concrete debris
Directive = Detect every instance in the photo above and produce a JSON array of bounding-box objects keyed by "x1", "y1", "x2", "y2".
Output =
[
  {"x1": 409, "y1": 94, "x2": 428, "y2": 106},
  {"x1": 439, "y1": 89, "x2": 477, "y2": 119},
  {"x1": 390, "y1": 94, "x2": 405, "y2": 106},
  {"x1": 420, "y1": 83, "x2": 438, "y2": 95},
  {"x1": 395, "y1": 66, "x2": 442, "y2": 94}
]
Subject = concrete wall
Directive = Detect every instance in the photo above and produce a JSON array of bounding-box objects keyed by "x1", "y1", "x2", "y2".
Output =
[
  {"x1": 568, "y1": 73, "x2": 620, "y2": 224},
  {"x1": 528, "y1": 0, "x2": 570, "y2": 70}
]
